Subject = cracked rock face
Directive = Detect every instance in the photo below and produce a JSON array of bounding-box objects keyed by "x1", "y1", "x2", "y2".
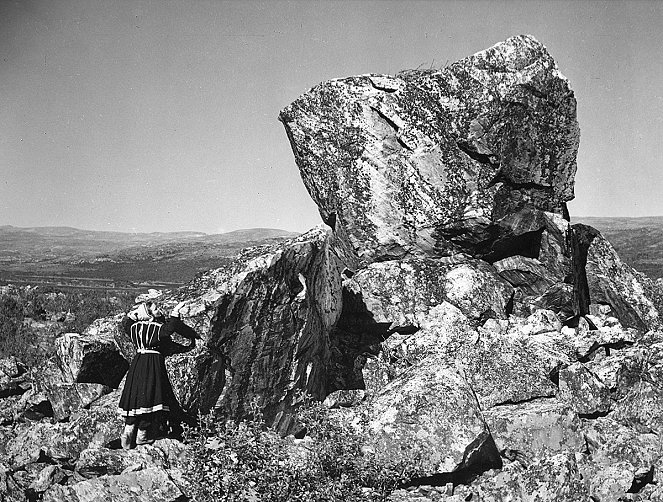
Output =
[{"x1": 280, "y1": 34, "x2": 579, "y2": 265}]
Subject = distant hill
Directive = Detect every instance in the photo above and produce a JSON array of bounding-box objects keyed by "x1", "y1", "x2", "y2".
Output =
[
  {"x1": 5, "y1": 219, "x2": 663, "y2": 286},
  {"x1": 572, "y1": 216, "x2": 663, "y2": 279},
  {"x1": 0, "y1": 225, "x2": 299, "y2": 285}
]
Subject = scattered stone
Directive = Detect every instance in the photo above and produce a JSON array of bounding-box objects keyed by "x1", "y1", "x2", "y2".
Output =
[
  {"x1": 28, "y1": 464, "x2": 67, "y2": 493},
  {"x1": 75, "y1": 439, "x2": 186, "y2": 477},
  {"x1": 6, "y1": 390, "x2": 123, "y2": 466},
  {"x1": 42, "y1": 467, "x2": 184, "y2": 502},
  {"x1": 0, "y1": 357, "x2": 28, "y2": 398}
]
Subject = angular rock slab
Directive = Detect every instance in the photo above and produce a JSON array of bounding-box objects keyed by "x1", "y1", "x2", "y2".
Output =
[
  {"x1": 281, "y1": 35, "x2": 579, "y2": 264},
  {"x1": 581, "y1": 226, "x2": 663, "y2": 331},
  {"x1": 495, "y1": 212, "x2": 575, "y2": 316},
  {"x1": 365, "y1": 354, "x2": 498, "y2": 476},
  {"x1": 55, "y1": 333, "x2": 128, "y2": 388},
  {"x1": 209, "y1": 226, "x2": 354, "y2": 431},
  {"x1": 45, "y1": 382, "x2": 111, "y2": 422},
  {"x1": 456, "y1": 324, "x2": 566, "y2": 409},
  {"x1": 483, "y1": 399, "x2": 584, "y2": 460},
  {"x1": 42, "y1": 467, "x2": 183, "y2": 502}
]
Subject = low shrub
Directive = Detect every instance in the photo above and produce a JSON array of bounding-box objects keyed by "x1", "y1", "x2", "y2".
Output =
[{"x1": 182, "y1": 401, "x2": 421, "y2": 501}]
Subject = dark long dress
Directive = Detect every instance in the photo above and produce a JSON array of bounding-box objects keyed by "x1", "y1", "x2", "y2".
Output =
[{"x1": 118, "y1": 315, "x2": 194, "y2": 427}]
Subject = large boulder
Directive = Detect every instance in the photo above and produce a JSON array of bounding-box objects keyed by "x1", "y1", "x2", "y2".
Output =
[
  {"x1": 348, "y1": 255, "x2": 513, "y2": 326},
  {"x1": 280, "y1": 34, "x2": 578, "y2": 265}
]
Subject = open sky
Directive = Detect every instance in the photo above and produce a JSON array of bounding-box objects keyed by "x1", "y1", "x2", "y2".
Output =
[{"x1": 1, "y1": 0, "x2": 662, "y2": 234}]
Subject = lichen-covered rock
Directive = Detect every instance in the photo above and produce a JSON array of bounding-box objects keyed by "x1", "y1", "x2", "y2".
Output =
[
  {"x1": 0, "y1": 463, "x2": 27, "y2": 502},
  {"x1": 558, "y1": 362, "x2": 611, "y2": 416},
  {"x1": 6, "y1": 391, "x2": 123, "y2": 466},
  {"x1": 484, "y1": 399, "x2": 584, "y2": 460},
  {"x1": 0, "y1": 357, "x2": 28, "y2": 399},
  {"x1": 0, "y1": 395, "x2": 22, "y2": 425},
  {"x1": 557, "y1": 317, "x2": 639, "y2": 361},
  {"x1": 55, "y1": 333, "x2": 128, "y2": 389},
  {"x1": 456, "y1": 320, "x2": 567, "y2": 408},
  {"x1": 589, "y1": 461, "x2": 635, "y2": 502},
  {"x1": 45, "y1": 383, "x2": 110, "y2": 422},
  {"x1": 28, "y1": 464, "x2": 67, "y2": 493},
  {"x1": 348, "y1": 255, "x2": 512, "y2": 325},
  {"x1": 361, "y1": 301, "x2": 475, "y2": 395},
  {"x1": 583, "y1": 417, "x2": 660, "y2": 478},
  {"x1": 364, "y1": 353, "x2": 499, "y2": 476},
  {"x1": 281, "y1": 35, "x2": 578, "y2": 265},
  {"x1": 604, "y1": 340, "x2": 663, "y2": 433},
  {"x1": 75, "y1": 439, "x2": 186, "y2": 477},
  {"x1": 470, "y1": 453, "x2": 589, "y2": 502},
  {"x1": 42, "y1": 467, "x2": 183, "y2": 502}
]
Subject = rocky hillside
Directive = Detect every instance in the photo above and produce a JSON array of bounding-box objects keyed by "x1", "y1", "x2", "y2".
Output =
[{"x1": 2, "y1": 34, "x2": 663, "y2": 501}]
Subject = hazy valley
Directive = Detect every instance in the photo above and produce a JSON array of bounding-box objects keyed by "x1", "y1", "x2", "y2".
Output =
[
  {"x1": 0, "y1": 225, "x2": 298, "y2": 289},
  {"x1": 2, "y1": 218, "x2": 663, "y2": 292}
]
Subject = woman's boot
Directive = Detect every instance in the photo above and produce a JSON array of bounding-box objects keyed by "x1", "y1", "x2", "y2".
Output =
[
  {"x1": 121, "y1": 425, "x2": 136, "y2": 450},
  {"x1": 136, "y1": 427, "x2": 154, "y2": 445}
]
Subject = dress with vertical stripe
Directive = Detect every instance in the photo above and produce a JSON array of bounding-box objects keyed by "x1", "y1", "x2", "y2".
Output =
[{"x1": 118, "y1": 317, "x2": 178, "y2": 418}]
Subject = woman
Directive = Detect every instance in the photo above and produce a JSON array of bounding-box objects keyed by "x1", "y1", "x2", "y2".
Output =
[{"x1": 118, "y1": 300, "x2": 198, "y2": 449}]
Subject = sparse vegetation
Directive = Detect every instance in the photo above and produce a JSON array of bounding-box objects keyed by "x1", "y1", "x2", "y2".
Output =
[
  {"x1": 0, "y1": 286, "x2": 134, "y2": 366},
  {"x1": 182, "y1": 400, "x2": 422, "y2": 502}
]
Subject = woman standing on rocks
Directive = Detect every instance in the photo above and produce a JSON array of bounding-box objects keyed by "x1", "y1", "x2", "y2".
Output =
[{"x1": 118, "y1": 300, "x2": 198, "y2": 449}]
